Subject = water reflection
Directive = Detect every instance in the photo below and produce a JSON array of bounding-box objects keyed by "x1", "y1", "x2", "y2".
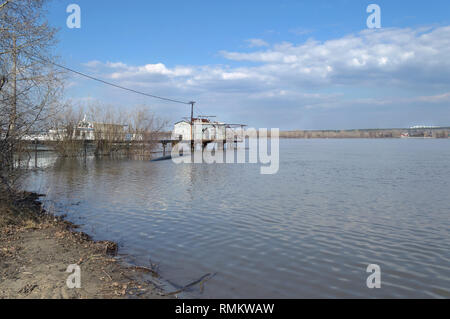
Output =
[{"x1": 26, "y1": 139, "x2": 450, "y2": 298}]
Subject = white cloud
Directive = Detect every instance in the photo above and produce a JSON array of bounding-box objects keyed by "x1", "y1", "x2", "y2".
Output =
[
  {"x1": 245, "y1": 38, "x2": 269, "y2": 48},
  {"x1": 84, "y1": 62, "x2": 195, "y2": 80},
  {"x1": 85, "y1": 26, "x2": 450, "y2": 92},
  {"x1": 75, "y1": 26, "x2": 450, "y2": 129},
  {"x1": 105, "y1": 62, "x2": 128, "y2": 69},
  {"x1": 82, "y1": 60, "x2": 102, "y2": 68},
  {"x1": 289, "y1": 27, "x2": 313, "y2": 36},
  {"x1": 222, "y1": 27, "x2": 450, "y2": 87}
]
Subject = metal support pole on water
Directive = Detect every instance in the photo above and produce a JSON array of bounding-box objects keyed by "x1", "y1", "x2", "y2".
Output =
[
  {"x1": 34, "y1": 139, "x2": 38, "y2": 168},
  {"x1": 190, "y1": 101, "x2": 195, "y2": 152}
]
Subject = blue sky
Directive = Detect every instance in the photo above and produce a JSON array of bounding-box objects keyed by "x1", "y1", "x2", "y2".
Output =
[{"x1": 47, "y1": 0, "x2": 450, "y2": 129}]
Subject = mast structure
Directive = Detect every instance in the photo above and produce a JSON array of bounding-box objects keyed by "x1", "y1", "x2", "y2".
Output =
[{"x1": 189, "y1": 101, "x2": 195, "y2": 151}]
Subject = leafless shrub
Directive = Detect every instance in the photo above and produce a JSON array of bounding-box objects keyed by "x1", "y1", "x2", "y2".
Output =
[
  {"x1": 52, "y1": 101, "x2": 168, "y2": 159},
  {"x1": 50, "y1": 101, "x2": 85, "y2": 157},
  {"x1": 0, "y1": 0, "x2": 64, "y2": 194}
]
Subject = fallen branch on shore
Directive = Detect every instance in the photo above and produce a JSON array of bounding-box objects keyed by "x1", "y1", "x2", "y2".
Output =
[
  {"x1": 77, "y1": 254, "x2": 103, "y2": 265},
  {"x1": 162, "y1": 273, "x2": 217, "y2": 296},
  {"x1": 132, "y1": 265, "x2": 159, "y2": 277},
  {"x1": 102, "y1": 269, "x2": 113, "y2": 281}
]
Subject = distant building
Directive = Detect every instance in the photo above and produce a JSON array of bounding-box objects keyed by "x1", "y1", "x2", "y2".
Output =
[
  {"x1": 409, "y1": 125, "x2": 440, "y2": 129},
  {"x1": 172, "y1": 118, "x2": 227, "y2": 141},
  {"x1": 72, "y1": 115, "x2": 95, "y2": 140},
  {"x1": 44, "y1": 115, "x2": 127, "y2": 141}
]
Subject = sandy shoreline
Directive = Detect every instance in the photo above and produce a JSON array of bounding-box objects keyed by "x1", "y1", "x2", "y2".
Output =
[{"x1": 0, "y1": 192, "x2": 171, "y2": 299}]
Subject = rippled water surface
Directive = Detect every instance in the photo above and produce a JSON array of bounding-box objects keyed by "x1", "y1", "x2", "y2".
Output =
[{"x1": 26, "y1": 139, "x2": 450, "y2": 298}]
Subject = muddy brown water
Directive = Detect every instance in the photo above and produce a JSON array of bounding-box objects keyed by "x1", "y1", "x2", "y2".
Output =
[{"x1": 26, "y1": 139, "x2": 450, "y2": 298}]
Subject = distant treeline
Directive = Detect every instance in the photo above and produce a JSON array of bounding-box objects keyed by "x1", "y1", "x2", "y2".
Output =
[
  {"x1": 164, "y1": 128, "x2": 450, "y2": 139},
  {"x1": 280, "y1": 128, "x2": 450, "y2": 139}
]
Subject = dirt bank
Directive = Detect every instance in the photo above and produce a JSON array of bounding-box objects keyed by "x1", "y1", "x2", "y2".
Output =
[{"x1": 0, "y1": 192, "x2": 170, "y2": 299}]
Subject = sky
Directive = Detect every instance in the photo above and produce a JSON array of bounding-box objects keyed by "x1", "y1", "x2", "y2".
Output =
[{"x1": 46, "y1": 0, "x2": 450, "y2": 130}]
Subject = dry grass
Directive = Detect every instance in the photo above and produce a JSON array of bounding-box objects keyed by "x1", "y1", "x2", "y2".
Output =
[
  {"x1": 0, "y1": 191, "x2": 43, "y2": 228},
  {"x1": 0, "y1": 190, "x2": 170, "y2": 299}
]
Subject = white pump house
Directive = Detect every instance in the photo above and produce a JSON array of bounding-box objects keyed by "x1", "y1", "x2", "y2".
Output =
[{"x1": 171, "y1": 118, "x2": 227, "y2": 142}]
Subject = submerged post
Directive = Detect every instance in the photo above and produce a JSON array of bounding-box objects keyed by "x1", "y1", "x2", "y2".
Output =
[
  {"x1": 190, "y1": 101, "x2": 195, "y2": 152},
  {"x1": 34, "y1": 138, "x2": 38, "y2": 168}
]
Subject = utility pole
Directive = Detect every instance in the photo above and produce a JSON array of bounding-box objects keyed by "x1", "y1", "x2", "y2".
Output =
[
  {"x1": 9, "y1": 34, "x2": 17, "y2": 136},
  {"x1": 7, "y1": 34, "x2": 17, "y2": 168},
  {"x1": 190, "y1": 101, "x2": 195, "y2": 152}
]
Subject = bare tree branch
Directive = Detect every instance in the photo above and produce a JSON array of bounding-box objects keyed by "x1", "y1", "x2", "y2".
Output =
[
  {"x1": 0, "y1": 1, "x2": 10, "y2": 11},
  {"x1": 0, "y1": 75, "x2": 6, "y2": 90},
  {"x1": 1, "y1": 0, "x2": 64, "y2": 192}
]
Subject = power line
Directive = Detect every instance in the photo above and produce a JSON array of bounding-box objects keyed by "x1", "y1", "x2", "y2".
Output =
[{"x1": 29, "y1": 55, "x2": 192, "y2": 105}]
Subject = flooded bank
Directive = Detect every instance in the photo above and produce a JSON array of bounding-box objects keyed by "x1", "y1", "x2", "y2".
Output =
[{"x1": 25, "y1": 139, "x2": 450, "y2": 298}]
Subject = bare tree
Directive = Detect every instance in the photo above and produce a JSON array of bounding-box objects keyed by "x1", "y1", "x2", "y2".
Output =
[
  {"x1": 0, "y1": 0, "x2": 63, "y2": 192},
  {"x1": 52, "y1": 101, "x2": 168, "y2": 158},
  {"x1": 0, "y1": 1, "x2": 9, "y2": 91},
  {"x1": 0, "y1": 1, "x2": 10, "y2": 11},
  {"x1": 0, "y1": 75, "x2": 6, "y2": 90}
]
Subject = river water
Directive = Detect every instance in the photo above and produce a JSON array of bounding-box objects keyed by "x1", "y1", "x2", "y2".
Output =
[{"x1": 25, "y1": 139, "x2": 450, "y2": 298}]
